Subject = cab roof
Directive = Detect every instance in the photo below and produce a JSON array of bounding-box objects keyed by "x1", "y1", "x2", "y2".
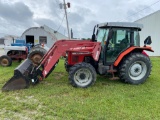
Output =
[{"x1": 97, "y1": 22, "x2": 143, "y2": 30}]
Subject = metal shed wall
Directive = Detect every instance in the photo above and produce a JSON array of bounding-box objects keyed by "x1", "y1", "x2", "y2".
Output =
[
  {"x1": 21, "y1": 26, "x2": 68, "y2": 48},
  {"x1": 135, "y1": 10, "x2": 160, "y2": 56}
]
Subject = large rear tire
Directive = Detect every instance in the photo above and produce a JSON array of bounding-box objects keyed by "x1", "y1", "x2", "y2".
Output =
[
  {"x1": 119, "y1": 53, "x2": 152, "y2": 84},
  {"x1": 0, "y1": 55, "x2": 12, "y2": 67},
  {"x1": 69, "y1": 62, "x2": 97, "y2": 88},
  {"x1": 28, "y1": 47, "x2": 47, "y2": 65}
]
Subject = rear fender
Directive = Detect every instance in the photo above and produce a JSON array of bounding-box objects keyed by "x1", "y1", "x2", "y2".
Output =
[{"x1": 114, "y1": 46, "x2": 154, "y2": 66}]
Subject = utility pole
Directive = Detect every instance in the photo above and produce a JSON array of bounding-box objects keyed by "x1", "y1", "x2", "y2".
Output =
[{"x1": 63, "y1": 0, "x2": 70, "y2": 39}]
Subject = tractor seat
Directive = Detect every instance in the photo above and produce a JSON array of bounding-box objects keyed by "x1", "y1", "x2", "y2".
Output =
[{"x1": 119, "y1": 38, "x2": 129, "y2": 50}]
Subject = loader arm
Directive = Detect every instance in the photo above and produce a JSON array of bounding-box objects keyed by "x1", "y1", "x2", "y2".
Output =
[{"x1": 38, "y1": 40, "x2": 101, "y2": 78}]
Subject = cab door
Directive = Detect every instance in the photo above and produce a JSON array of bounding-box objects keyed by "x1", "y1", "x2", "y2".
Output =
[{"x1": 105, "y1": 28, "x2": 131, "y2": 65}]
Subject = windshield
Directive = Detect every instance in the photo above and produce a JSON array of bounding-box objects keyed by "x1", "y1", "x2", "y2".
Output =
[{"x1": 96, "y1": 28, "x2": 109, "y2": 45}]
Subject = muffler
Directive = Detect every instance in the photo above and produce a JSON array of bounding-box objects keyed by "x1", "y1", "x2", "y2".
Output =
[{"x1": 2, "y1": 59, "x2": 34, "y2": 91}]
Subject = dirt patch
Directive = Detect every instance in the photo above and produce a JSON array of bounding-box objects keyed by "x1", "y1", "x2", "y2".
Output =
[
  {"x1": 53, "y1": 72, "x2": 65, "y2": 80},
  {"x1": 0, "y1": 108, "x2": 32, "y2": 120}
]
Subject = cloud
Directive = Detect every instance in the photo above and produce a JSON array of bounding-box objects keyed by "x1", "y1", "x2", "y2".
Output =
[
  {"x1": 71, "y1": 20, "x2": 99, "y2": 38},
  {"x1": 35, "y1": 18, "x2": 58, "y2": 28},
  {"x1": 34, "y1": 18, "x2": 66, "y2": 34},
  {"x1": 0, "y1": 1, "x2": 34, "y2": 37},
  {"x1": 126, "y1": 5, "x2": 154, "y2": 22},
  {"x1": 47, "y1": 0, "x2": 64, "y2": 19},
  {"x1": 0, "y1": 1, "x2": 33, "y2": 22},
  {"x1": 68, "y1": 13, "x2": 84, "y2": 24},
  {"x1": 0, "y1": 0, "x2": 160, "y2": 38}
]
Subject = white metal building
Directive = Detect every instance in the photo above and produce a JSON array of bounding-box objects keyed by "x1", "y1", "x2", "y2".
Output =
[
  {"x1": 135, "y1": 10, "x2": 160, "y2": 56},
  {"x1": 0, "y1": 35, "x2": 19, "y2": 46},
  {"x1": 0, "y1": 35, "x2": 19, "y2": 56},
  {"x1": 21, "y1": 25, "x2": 68, "y2": 48}
]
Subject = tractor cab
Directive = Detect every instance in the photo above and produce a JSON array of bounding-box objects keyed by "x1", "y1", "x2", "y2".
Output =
[{"x1": 93, "y1": 22, "x2": 143, "y2": 65}]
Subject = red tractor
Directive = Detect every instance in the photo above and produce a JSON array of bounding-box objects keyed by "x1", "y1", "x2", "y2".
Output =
[{"x1": 2, "y1": 22, "x2": 153, "y2": 91}]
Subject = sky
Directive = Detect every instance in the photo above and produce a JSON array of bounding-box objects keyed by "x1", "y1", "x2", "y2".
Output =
[{"x1": 0, "y1": 0, "x2": 160, "y2": 38}]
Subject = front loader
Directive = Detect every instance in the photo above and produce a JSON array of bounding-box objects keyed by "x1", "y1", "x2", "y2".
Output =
[{"x1": 2, "y1": 22, "x2": 154, "y2": 91}]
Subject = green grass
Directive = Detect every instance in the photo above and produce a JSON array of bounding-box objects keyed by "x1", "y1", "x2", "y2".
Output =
[{"x1": 0, "y1": 57, "x2": 160, "y2": 120}]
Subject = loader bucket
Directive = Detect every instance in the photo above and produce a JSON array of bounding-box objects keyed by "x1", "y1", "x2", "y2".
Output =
[{"x1": 2, "y1": 59, "x2": 33, "y2": 91}]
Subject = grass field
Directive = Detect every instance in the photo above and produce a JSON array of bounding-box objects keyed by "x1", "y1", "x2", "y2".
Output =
[{"x1": 0, "y1": 57, "x2": 160, "y2": 120}]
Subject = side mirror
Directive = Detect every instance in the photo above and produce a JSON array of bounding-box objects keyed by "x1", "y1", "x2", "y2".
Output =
[{"x1": 144, "y1": 36, "x2": 152, "y2": 46}]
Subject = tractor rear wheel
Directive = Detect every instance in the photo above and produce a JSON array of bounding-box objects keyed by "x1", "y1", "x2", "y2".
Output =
[
  {"x1": 119, "y1": 52, "x2": 152, "y2": 84},
  {"x1": 28, "y1": 47, "x2": 47, "y2": 65},
  {"x1": 69, "y1": 62, "x2": 96, "y2": 88},
  {"x1": 0, "y1": 55, "x2": 12, "y2": 67}
]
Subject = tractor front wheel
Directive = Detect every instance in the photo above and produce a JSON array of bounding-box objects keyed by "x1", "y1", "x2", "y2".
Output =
[
  {"x1": 0, "y1": 55, "x2": 12, "y2": 67},
  {"x1": 119, "y1": 53, "x2": 152, "y2": 84},
  {"x1": 28, "y1": 47, "x2": 47, "y2": 65},
  {"x1": 69, "y1": 62, "x2": 96, "y2": 88}
]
